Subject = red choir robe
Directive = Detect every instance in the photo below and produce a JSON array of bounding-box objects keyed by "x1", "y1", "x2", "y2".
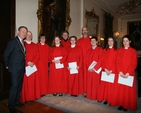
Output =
[
  {"x1": 37, "y1": 43, "x2": 49, "y2": 95},
  {"x1": 49, "y1": 46, "x2": 67, "y2": 94},
  {"x1": 97, "y1": 47, "x2": 117, "y2": 103},
  {"x1": 66, "y1": 45, "x2": 83, "y2": 95},
  {"x1": 77, "y1": 36, "x2": 91, "y2": 92},
  {"x1": 111, "y1": 47, "x2": 137, "y2": 111},
  {"x1": 21, "y1": 42, "x2": 40, "y2": 102},
  {"x1": 86, "y1": 46, "x2": 103, "y2": 100},
  {"x1": 61, "y1": 39, "x2": 70, "y2": 48}
]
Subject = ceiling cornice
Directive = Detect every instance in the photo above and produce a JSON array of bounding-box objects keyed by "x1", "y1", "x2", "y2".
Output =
[
  {"x1": 90, "y1": 0, "x2": 117, "y2": 16},
  {"x1": 90, "y1": 0, "x2": 141, "y2": 19},
  {"x1": 120, "y1": 14, "x2": 141, "y2": 20}
]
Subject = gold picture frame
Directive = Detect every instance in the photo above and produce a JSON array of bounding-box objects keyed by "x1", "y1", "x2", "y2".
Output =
[{"x1": 85, "y1": 8, "x2": 99, "y2": 37}]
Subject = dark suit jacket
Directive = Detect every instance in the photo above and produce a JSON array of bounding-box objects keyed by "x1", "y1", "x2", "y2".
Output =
[{"x1": 4, "y1": 36, "x2": 25, "y2": 73}]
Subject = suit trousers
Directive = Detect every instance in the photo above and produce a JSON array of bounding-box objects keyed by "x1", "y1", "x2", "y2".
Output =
[{"x1": 8, "y1": 71, "x2": 24, "y2": 109}]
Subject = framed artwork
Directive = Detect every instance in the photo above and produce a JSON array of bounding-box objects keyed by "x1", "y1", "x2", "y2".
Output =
[
  {"x1": 37, "y1": 0, "x2": 71, "y2": 46},
  {"x1": 128, "y1": 21, "x2": 141, "y2": 50}
]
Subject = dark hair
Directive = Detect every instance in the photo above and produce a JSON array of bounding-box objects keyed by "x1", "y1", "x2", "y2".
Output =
[
  {"x1": 62, "y1": 30, "x2": 69, "y2": 35},
  {"x1": 122, "y1": 35, "x2": 131, "y2": 47},
  {"x1": 90, "y1": 36, "x2": 98, "y2": 41},
  {"x1": 38, "y1": 34, "x2": 46, "y2": 43},
  {"x1": 51, "y1": 36, "x2": 63, "y2": 47},
  {"x1": 122, "y1": 35, "x2": 131, "y2": 41},
  {"x1": 69, "y1": 36, "x2": 77, "y2": 41},
  {"x1": 105, "y1": 37, "x2": 117, "y2": 50},
  {"x1": 18, "y1": 26, "x2": 28, "y2": 31},
  {"x1": 61, "y1": 30, "x2": 69, "y2": 40}
]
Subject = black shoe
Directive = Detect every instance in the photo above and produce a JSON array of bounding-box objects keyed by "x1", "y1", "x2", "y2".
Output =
[
  {"x1": 9, "y1": 108, "x2": 16, "y2": 113},
  {"x1": 71, "y1": 95, "x2": 77, "y2": 97},
  {"x1": 103, "y1": 101, "x2": 108, "y2": 105},
  {"x1": 118, "y1": 106, "x2": 123, "y2": 110},
  {"x1": 123, "y1": 108, "x2": 127, "y2": 111},
  {"x1": 97, "y1": 100, "x2": 101, "y2": 103},
  {"x1": 84, "y1": 95, "x2": 87, "y2": 98},
  {"x1": 16, "y1": 102, "x2": 25, "y2": 107},
  {"x1": 53, "y1": 93, "x2": 57, "y2": 96},
  {"x1": 59, "y1": 93, "x2": 63, "y2": 96}
]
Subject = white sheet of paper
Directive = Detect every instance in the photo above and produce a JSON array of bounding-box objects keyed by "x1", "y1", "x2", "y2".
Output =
[
  {"x1": 54, "y1": 56, "x2": 64, "y2": 69},
  {"x1": 101, "y1": 71, "x2": 115, "y2": 83},
  {"x1": 26, "y1": 65, "x2": 37, "y2": 77},
  {"x1": 68, "y1": 62, "x2": 78, "y2": 74},
  {"x1": 118, "y1": 75, "x2": 134, "y2": 87},
  {"x1": 88, "y1": 61, "x2": 97, "y2": 70},
  {"x1": 95, "y1": 67, "x2": 102, "y2": 74}
]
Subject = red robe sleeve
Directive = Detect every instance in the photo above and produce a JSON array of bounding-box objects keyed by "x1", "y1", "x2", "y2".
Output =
[
  {"x1": 78, "y1": 47, "x2": 83, "y2": 67},
  {"x1": 127, "y1": 49, "x2": 137, "y2": 76},
  {"x1": 116, "y1": 48, "x2": 121, "y2": 73},
  {"x1": 32, "y1": 44, "x2": 39, "y2": 64},
  {"x1": 60, "y1": 47, "x2": 67, "y2": 63},
  {"x1": 102, "y1": 49, "x2": 106, "y2": 70},
  {"x1": 94, "y1": 47, "x2": 103, "y2": 70},
  {"x1": 49, "y1": 48, "x2": 53, "y2": 62}
]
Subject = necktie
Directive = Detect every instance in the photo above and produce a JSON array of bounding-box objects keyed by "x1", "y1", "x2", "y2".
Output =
[
  {"x1": 21, "y1": 40, "x2": 25, "y2": 48},
  {"x1": 21, "y1": 40, "x2": 26, "y2": 53}
]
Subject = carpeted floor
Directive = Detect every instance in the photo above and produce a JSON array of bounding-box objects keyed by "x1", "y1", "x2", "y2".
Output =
[{"x1": 36, "y1": 94, "x2": 141, "y2": 113}]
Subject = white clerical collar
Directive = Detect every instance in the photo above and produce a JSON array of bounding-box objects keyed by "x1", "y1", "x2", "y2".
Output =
[
  {"x1": 92, "y1": 45, "x2": 97, "y2": 49},
  {"x1": 109, "y1": 46, "x2": 113, "y2": 48},
  {"x1": 25, "y1": 40, "x2": 31, "y2": 44},
  {"x1": 124, "y1": 46, "x2": 129, "y2": 49},
  {"x1": 71, "y1": 44, "x2": 76, "y2": 48},
  {"x1": 56, "y1": 44, "x2": 60, "y2": 47},
  {"x1": 40, "y1": 42, "x2": 45, "y2": 45}
]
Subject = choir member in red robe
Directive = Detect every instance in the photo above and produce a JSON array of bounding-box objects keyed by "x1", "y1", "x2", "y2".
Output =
[
  {"x1": 77, "y1": 27, "x2": 91, "y2": 93},
  {"x1": 21, "y1": 31, "x2": 40, "y2": 102},
  {"x1": 37, "y1": 34, "x2": 49, "y2": 96},
  {"x1": 97, "y1": 37, "x2": 117, "y2": 104},
  {"x1": 86, "y1": 36, "x2": 103, "y2": 100},
  {"x1": 66, "y1": 36, "x2": 83, "y2": 96},
  {"x1": 49, "y1": 36, "x2": 67, "y2": 96},
  {"x1": 111, "y1": 35, "x2": 137, "y2": 111},
  {"x1": 61, "y1": 30, "x2": 70, "y2": 48}
]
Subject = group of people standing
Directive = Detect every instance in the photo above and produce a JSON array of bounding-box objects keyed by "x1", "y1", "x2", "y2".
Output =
[{"x1": 4, "y1": 26, "x2": 137, "y2": 113}]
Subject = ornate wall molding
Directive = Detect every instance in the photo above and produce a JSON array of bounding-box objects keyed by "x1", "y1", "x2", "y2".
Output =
[
  {"x1": 36, "y1": 0, "x2": 43, "y2": 35},
  {"x1": 65, "y1": 0, "x2": 71, "y2": 31}
]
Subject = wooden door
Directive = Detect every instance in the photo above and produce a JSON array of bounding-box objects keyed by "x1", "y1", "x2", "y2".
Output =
[{"x1": 0, "y1": 0, "x2": 15, "y2": 100}]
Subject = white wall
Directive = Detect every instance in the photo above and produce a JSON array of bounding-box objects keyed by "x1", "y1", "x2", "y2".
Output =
[
  {"x1": 16, "y1": 0, "x2": 38, "y2": 43},
  {"x1": 69, "y1": 0, "x2": 82, "y2": 38}
]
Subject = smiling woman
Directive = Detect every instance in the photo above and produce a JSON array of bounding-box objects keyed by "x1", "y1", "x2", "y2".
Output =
[{"x1": 37, "y1": 0, "x2": 71, "y2": 46}]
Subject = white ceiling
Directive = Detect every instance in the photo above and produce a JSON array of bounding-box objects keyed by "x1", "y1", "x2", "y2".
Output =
[{"x1": 92, "y1": 0, "x2": 141, "y2": 17}]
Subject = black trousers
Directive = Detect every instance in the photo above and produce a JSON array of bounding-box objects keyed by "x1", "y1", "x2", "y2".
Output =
[{"x1": 8, "y1": 71, "x2": 24, "y2": 109}]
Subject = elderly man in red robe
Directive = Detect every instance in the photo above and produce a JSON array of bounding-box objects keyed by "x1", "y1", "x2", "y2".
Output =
[{"x1": 77, "y1": 27, "x2": 91, "y2": 94}]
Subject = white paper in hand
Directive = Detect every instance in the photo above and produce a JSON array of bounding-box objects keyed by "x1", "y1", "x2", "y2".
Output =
[
  {"x1": 26, "y1": 65, "x2": 37, "y2": 77},
  {"x1": 68, "y1": 62, "x2": 78, "y2": 74},
  {"x1": 95, "y1": 67, "x2": 102, "y2": 74},
  {"x1": 101, "y1": 71, "x2": 115, "y2": 83},
  {"x1": 118, "y1": 74, "x2": 134, "y2": 87},
  {"x1": 54, "y1": 56, "x2": 64, "y2": 69},
  {"x1": 88, "y1": 61, "x2": 97, "y2": 70}
]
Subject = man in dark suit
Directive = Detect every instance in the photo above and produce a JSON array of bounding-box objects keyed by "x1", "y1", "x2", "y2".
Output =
[{"x1": 4, "y1": 26, "x2": 28, "y2": 113}]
